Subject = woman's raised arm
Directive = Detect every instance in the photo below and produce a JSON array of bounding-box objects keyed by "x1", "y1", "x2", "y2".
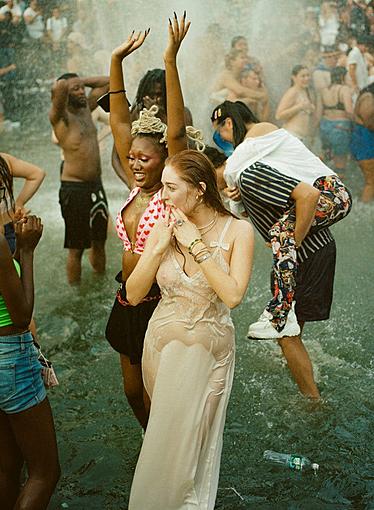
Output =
[
  {"x1": 164, "y1": 12, "x2": 191, "y2": 156},
  {"x1": 110, "y1": 30, "x2": 150, "y2": 188}
]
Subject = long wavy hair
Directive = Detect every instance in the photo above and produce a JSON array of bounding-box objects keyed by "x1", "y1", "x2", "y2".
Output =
[
  {"x1": 166, "y1": 149, "x2": 234, "y2": 272},
  {"x1": 0, "y1": 155, "x2": 14, "y2": 215},
  {"x1": 165, "y1": 149, "x2": 233, "y2": 217}
]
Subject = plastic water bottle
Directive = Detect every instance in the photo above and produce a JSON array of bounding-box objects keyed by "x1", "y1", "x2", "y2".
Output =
[{"x1": 263, "y1": 450, "x2": 319, "y2": 473}]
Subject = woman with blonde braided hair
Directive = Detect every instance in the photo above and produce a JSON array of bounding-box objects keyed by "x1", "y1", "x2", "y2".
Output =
[{"x1": 105, "y1": 13, "x2": 194, "y2": 431}]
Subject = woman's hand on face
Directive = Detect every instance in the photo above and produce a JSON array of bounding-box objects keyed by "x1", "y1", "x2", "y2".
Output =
[
  {"x1": 14, "y1": 215, "x2": 43, "y2": 252},
  {"x1": 153, "y1": 207, "x2": 174, "y2": 255},
  {"x1": 112, "y1": 29, "x2": 150, "y2": 62},
  {"x1": 171, "y1": 207, "x2": 200, "y2": 248},
  {"x1": 163, "y1": 11, "x2": 191, "y2": 63}
]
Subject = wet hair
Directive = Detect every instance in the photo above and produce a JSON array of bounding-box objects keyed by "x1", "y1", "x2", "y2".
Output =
[
  {"x1": 231, "y1": 36, "x2": 247, "y2": 49},
  {"x1": 165, "y1": 150, "x2": 232, "y2": 217},
  {"x1": 0, "y1": 155, "x2": 15, "y2": 214},
  {"x1": 211, "y1": 101, "x2": 259, "y2": 148},
  {"x1": 291, "y1": 64, "x2": 308, "y2": 85},
  {"x1": 203, "y1": 146, "x2": 227, "y2": 169},
  {"x1": 57, "y1": 73, "x2": 79, "y2": 81},
  {"x1": 224, "y1": 49, "x2": 245, "y2": 70},
  {"x1": 240, "y1": 65, "x2": 259, "y2": 81},
  {"x1": 330, "y1": 66, "x2": 347, "y2": 85},
  {"x1": 132, "y1": 69, "x2": 166, "y2": 112}
]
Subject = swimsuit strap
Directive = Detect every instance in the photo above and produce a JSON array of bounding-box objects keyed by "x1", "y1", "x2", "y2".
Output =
[{"x1": 209, "y1": 216, "x2": 233, "y2": 251}]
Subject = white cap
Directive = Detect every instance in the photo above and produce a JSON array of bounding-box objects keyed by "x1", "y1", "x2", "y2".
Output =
[{"x1": 312, "y1": 463, "x2": 319, "y2": 471}]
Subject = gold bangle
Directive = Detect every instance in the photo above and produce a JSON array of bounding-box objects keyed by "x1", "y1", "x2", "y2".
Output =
[
  {"x1": 188, "y1": 238, "x2": 203, "y2": 254},
  {"x1": 195, "y1": 252, "x2": 211, "y2": 264},
  {"x1": 192, "y1": 248, "x2": 209, "y2": 261}
]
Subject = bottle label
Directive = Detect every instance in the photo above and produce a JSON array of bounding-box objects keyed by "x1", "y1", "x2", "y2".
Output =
[{"x1": 288, "y1": 455, "x2": 303, "y2": 471}]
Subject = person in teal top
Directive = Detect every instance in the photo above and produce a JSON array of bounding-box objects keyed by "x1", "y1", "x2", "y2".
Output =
[{"x1": 0, "y1": 166, "x2": 60, "y2": 509}]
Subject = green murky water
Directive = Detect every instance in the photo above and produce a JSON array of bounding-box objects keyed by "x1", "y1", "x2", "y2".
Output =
[{"x1": 3, "y1": 128, "x2": 374, "y2": 509}]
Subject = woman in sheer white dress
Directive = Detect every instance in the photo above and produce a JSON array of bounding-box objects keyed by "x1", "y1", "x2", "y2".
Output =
[{"x1": 126, "y1": 149, "x2": 254, "y2": 509}]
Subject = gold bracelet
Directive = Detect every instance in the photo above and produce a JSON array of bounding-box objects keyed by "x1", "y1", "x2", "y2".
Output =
[
  {"x1": 188, "y1": 238, "x2": 203, "y2": 254},
  {"x1": 192, "y1": 248, "x2": 209, "y2": 261},
  {"x1": 195, "y1": 252, "x2": 211, "y2": 264}
]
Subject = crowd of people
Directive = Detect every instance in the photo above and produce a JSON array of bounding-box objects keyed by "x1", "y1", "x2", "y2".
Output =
[
  {"x1": 0, "y1": 0, "x2": 102, "y2": 132},
  {"x1": 210, "y1": 1, "x2": 374, "y2": 200},
  {"x1": 0, "y1": 1, "x2": 373, "y2": 509}
]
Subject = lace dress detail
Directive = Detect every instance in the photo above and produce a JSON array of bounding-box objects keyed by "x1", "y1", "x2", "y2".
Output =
[{"x1": 129, "y1": 218, "x2": 235, "y2": 510}]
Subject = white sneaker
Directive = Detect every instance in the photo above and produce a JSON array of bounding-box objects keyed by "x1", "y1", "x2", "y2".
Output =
[{"x1": 247, "y1": 303, "x2": 300, "y2": 339}]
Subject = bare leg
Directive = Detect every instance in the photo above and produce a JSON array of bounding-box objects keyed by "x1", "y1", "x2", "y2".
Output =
[
  {"x1": 120, "y1": 354, "x2": 149, "y2": 430},
  {"x1": 89, "y1": 240, "x2": 106, "y2": 274},
  {"x1": 359, "y1": 159, "x2": 374, "y2": 203},
  {"x1": 66, "y1": 248, "x2": 84, "y2": 284},
  {"x1": 277, "y1": 323, "x2": 320, "y2": 399},
  {"x1": 5, "y1": 399, "x2": 60, "y2": 510},
  {"x1": 0, "y1": 411, "x2": 23, "y2": 510},
  {"x1": 333, "y1": 154, "x2": 347, "y2": 177}
]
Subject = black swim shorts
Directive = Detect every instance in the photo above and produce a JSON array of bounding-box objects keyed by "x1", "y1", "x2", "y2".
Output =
[
  {"x1": 59, "y1": 180, "x2": 109, "y2": 250},
  {"x1": 294, "y1": 240, "x2": 336, "y2": 322},
  {"x1": 270, "y1": 240, "x2": 336, "y2": 322}
]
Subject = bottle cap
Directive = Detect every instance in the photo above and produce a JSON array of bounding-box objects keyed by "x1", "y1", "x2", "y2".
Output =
[{"x1": 312, "y1": 463, "x2": 319, "y2": 471}]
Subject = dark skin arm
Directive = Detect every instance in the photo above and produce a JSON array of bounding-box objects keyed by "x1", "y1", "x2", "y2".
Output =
[
  {"x1": 164, "y1": 12, "x2": 191, "y2": 156},
  {"x1": 111, "y1": 144, "x2": 131, "y2": 187},
  {"x1": 84, "y1": 76, "x2": 110, "y2": 111},
  {"x1": 49, "y1": 79, "x2": 69, "y2": 126},
  {"x1": 110, "y1": 30, "x2": 150, "y2": 189},
  {"x1": 0, "y1": 216, "x2": 43, "y2": 329}
]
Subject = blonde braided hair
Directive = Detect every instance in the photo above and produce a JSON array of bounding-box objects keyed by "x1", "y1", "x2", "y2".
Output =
[
  {"x1": 131, "y1": 105, "x2": 206, "y2": 152},
  {"x1": 131, "y1": 105, "x2": 167, "y2": 145}
]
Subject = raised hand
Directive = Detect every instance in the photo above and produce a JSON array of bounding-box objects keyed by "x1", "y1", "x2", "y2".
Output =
[
  {"x1": 112, "y1": 29, "x2": 150, "y2": 62},
  {"x1": 14, "y1": 215, "x2": 43, "y2": 252},
  {"x1": 152, "y1": 207, "x2": 174, "y2": 255},
  {"x1": 164, "y1": 11, "x2": 191, "y2": 62},
  {"x1": 170, "y1": 207, "x2": 200, "y2": 248}
]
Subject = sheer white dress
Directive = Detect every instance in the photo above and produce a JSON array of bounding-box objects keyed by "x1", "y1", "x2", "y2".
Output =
[{"x1": 128, "y1": 218, "x2": 235, "y2": 510}]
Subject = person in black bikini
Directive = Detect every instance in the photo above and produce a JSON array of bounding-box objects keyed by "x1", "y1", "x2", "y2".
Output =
[{"x1": 319, "y1": 66, "x2": 353, "y2": 175}]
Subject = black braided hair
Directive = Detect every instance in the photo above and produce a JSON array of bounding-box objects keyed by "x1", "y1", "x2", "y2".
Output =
[
  {"x1": 0, "y1": 154, "x2": 14, "y2": 213},
  {"x1": 132, "y1": 69, "x2": 166, "y2": 112}
]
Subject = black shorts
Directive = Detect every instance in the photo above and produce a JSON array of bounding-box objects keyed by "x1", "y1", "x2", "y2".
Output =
[
  {"x1": 270, "y1": 240, "x2": 336, "y2": 322},
  {"x1": 105, "y1": 273, "x2": 161, "y2": 364},
  {"x1": 294, "y1": 240, "x2": 336, "y2": 322},
  {"x1": 59, "y1": 180, "x2": 109, "y2": 250}
]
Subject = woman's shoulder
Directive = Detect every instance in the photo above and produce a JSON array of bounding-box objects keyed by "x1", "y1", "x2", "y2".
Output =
[
  {"x1": 246, "y1": 122, "x2": 278, "y2": 138},
  {"x1": 228, "y1": 216, "x2": 254, "y2": 237}
]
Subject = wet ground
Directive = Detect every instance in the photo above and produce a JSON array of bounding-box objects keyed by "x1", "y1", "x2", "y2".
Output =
[{"x1": 3, "y1": 129, "x2": 374, "y2": 509}]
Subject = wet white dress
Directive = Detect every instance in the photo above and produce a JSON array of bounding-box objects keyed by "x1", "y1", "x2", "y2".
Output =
[{"x1": 129, "y1": 218, "x2": 235, "y2": 510}]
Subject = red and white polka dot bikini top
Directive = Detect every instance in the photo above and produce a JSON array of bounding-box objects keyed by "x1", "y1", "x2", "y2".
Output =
[{"x1": 116, "y1": 187, "x2": 164, "y2": 254}]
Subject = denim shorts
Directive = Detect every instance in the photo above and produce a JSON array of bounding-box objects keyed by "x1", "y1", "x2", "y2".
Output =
[
  {"x1": 0, "y1": 331, "x2": 46, "y2": 414},
  {"x1": 320, "y1": 118, "x2": 352, "y2": 156},
  {"x1": 351, "y1": 123, "x2": 374, "y2": 161}
]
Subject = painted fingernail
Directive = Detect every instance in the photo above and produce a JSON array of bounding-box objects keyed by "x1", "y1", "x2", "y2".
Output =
[
  {"x1": 168, "y1": 18, "x2": 171, "y2": 25},
  {"x1": 174, "y1": 11, "x2": 177, "y2": 18}
]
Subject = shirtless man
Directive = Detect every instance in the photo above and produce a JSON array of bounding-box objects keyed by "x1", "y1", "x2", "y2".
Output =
[{"x1": 49, "y1": 73, "x2": 109, "y2": 284}]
